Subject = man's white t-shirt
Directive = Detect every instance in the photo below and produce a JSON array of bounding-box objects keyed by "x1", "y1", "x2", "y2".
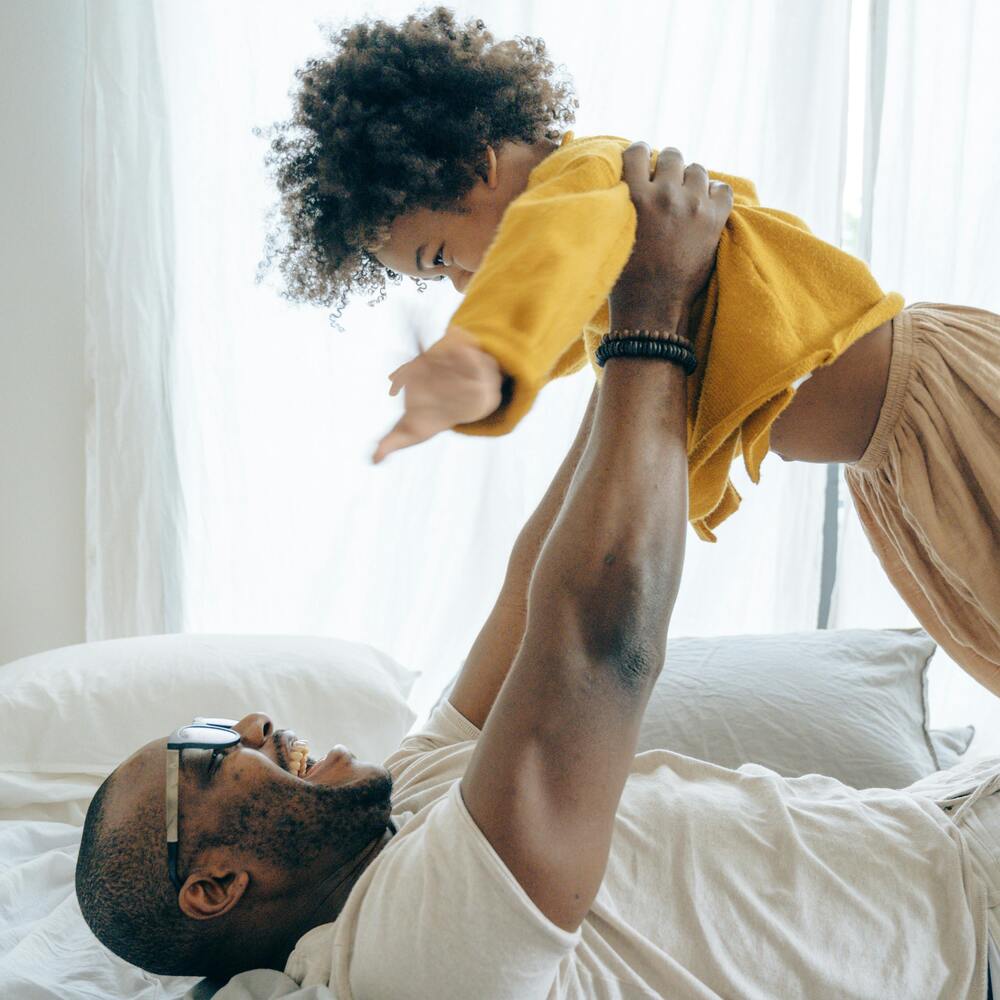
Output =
[{"x1": 286, "y1": 700, "x2": 992, "y2": 999}]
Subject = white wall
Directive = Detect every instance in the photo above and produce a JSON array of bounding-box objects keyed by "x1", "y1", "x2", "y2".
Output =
[{"x1": 0, "y1": 1, "x2": 86, "y2": 664}]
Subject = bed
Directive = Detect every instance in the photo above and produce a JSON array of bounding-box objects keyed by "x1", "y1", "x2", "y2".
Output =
[{"x1": 0, "y1": 629, "x2": 973, "y2": 998}]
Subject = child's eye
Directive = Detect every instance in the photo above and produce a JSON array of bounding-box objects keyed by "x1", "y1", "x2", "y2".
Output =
[{"x1": 433, "y1": 245, "x2": 445, "y2": 268}]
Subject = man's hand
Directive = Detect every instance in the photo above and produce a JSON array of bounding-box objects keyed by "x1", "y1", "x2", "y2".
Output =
[
  {"x1": 372, "y1": 326, "x2": 504, "y2": 464},
  {"x1": 610, "y1": 144, "x2": 733, "y2": 330}
]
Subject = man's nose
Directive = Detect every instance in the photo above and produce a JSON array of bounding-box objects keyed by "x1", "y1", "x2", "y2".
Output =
[{"x1": 233, "y1": 713, "x2": 274, "y2": 748}]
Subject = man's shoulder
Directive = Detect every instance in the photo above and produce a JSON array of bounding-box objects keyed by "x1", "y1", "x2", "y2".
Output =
[
  {"x1": 390, "y1": 698, "x2": 481, "y2": 760},
  {"x1": 383, "y1": 699, "x2": 480, "y2": 814}
]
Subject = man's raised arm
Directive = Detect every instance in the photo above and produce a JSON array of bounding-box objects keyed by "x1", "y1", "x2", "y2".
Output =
[
  {"x1": 461, "y1": 147, "x2": 733, "y2": 932},
  {"x1": 449, "y1": 383, "x2": 598, "y2": 730}
]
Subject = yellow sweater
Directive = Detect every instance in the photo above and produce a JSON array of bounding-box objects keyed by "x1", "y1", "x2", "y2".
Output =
[{"x1": 450, "y1": 132, "x2": 904, "y2": 540}]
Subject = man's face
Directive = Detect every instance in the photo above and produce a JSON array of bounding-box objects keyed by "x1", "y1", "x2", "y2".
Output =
[{"x1": 107, "y1": 713, "x2": 393, "y2": 891}]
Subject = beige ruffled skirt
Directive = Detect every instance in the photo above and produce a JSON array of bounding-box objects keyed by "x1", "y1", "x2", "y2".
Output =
[{"x1": 844, "y1": 302, "x2": 1000, "y2": 694}]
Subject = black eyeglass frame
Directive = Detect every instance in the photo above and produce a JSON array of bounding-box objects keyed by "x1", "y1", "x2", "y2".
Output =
[{"x1": 166, "y1": 718, "x2": 241, "y2": 893}]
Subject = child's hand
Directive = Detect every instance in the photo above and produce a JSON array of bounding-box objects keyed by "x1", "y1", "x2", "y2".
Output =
[{"x1": 372, "y1": 326, "x2": 504, "y2": 464}]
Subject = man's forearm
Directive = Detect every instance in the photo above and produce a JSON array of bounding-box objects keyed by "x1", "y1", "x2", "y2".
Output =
[
  {"x1": 503, "y1": 384, "x2": 599, "y2": 599},
  {"x1": 504, "y1": 299, "x2": 689, "y2": 598},
  {"x1": 526, "y1": 355, "x2": 688, "y2": 677},
  {"x1": 450, "y1": 383, "x2": 599, "y2": 729}
]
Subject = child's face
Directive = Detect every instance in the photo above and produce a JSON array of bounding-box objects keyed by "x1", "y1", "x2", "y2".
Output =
[
  {"x1": 373, "y1": 196, "x2": 500, "y2": 296},
  {"x1": 371, "y1": 141, "x2": 548, "y2": 295}
]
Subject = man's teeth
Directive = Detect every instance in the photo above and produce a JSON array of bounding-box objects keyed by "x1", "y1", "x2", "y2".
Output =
[{"x1": 289, "y1": 739, "x2": 310, "y2": 777}]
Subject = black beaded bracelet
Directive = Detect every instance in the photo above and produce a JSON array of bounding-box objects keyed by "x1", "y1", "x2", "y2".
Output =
[{"x1": 595, "y1": 336, "x2": 698, "y2": 375}]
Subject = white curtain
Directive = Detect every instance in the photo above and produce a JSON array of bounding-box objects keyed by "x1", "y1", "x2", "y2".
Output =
[
  {"x1": 83, "y1": 0, "x2": 915, "y2": 717},
  {"x1": 83, "y1": 2, "x2": 185, "y2": 637},
  {"x1": 830, "y1": 0, "x2": 1000, "y2": 756}
]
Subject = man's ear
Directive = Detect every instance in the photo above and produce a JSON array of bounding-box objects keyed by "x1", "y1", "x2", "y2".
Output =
[{"x1": 178, "y1": 862, "x2": 250, "y2": 921}]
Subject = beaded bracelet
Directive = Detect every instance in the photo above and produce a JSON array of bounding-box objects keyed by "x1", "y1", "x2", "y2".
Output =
[
  {"x1": 595, "y1": 336, "x2": 698, "y2": 374},
  {"x1": 605, "y1": 327, "x2": 694, "y2": 352}
]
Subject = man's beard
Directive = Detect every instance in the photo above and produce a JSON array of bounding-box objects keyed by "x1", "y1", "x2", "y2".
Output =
[{"x1": 202, "y1": 770, "x2": 394, "y2": 871}]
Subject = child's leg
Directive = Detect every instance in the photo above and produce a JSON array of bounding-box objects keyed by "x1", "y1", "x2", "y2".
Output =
[{"x1": 844, "y1": 303, "x2": 1000, "y2": 694}]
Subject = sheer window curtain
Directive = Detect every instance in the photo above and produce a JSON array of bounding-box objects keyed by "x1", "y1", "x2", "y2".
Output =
[
  {"x1": 87, "y1": 0, "x2": 858, "y2": 717},
  {"x1": 830, "y1": 0, "x2": 1000, "y2": 758}
]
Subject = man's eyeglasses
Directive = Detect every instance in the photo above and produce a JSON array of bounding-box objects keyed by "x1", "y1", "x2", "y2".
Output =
[{"x1": 166, "y1": 718, "x2": 241, "y2": 893}]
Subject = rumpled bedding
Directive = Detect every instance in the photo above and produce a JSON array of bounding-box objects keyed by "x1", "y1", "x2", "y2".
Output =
[
  {"x1": 0, "y1": 772, "x2": 198, "y2": 999},
  {"x1": 0, "y1": 771, "x2": 332, "y2": 999}
]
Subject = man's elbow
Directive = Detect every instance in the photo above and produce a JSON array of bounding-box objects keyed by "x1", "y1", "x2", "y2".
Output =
[
  {"x1": 576, "y1": 590, "x2": 671, "y2": 693},
  {"x1": 609, "y1": 642, "x2": 662, "y2": 694}
]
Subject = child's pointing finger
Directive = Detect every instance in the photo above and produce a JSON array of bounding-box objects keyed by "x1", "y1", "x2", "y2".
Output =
[{"x1": 372, "y1": 417, "x2": 434, "y2": 464}]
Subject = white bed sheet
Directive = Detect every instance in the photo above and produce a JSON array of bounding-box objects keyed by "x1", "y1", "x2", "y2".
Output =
[
  {"x1": 0, "y1": 772, "x2": 337, "y2": 1000},
  {"x1": 0, "y1": 773, "x2": 199, "y2": 999}
]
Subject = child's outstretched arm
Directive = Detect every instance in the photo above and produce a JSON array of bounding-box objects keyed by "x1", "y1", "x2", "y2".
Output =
[{"x1": 373, "y1": 151, "x2": 643, "y2": 462}]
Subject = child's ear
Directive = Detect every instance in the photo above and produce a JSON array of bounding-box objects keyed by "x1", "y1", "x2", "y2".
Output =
[{"x1": 480, "y1": 145, "x2": 499, "y2": 188}]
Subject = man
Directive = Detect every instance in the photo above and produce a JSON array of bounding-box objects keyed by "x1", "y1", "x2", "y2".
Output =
[{"x1": 77, "y1": 147, "x2": 998, "y2": 999}]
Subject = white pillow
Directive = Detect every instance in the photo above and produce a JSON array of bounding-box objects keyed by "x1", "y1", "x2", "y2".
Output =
[
  {"x1": 634, "y1": 627, "x2": 970, "y2": 788},
  {"x1": 0, "y1": 634, "x2": 417, "y2": 777}
]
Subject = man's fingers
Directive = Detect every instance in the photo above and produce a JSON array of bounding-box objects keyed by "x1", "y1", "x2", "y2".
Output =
[
  {"x1": 709, "y1": 180, "x2": 735, "y2": 226},
  {"x1": 709, "y1": 179, "x2": 734, "y2": 206},
  {"x1": 623, "y1": 144, "x2": 701, "y2": 195},
  {"x1": 654, "y1": 146, "x2": 685, "y2": 186},
  {"x1": 621, "y1": 141, "x2": 653, "y2": 190},
  {"x1": 683, "y1": 161, "x2": 709, "y2": 194}
]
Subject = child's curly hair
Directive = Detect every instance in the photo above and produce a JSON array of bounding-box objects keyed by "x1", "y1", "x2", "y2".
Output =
[{"x1": 254, "y1": 5, "x2": 577, "y2": 328}]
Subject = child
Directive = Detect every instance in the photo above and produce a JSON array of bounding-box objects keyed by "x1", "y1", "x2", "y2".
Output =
[{"x1": 258, "y1": 8, "x2": 999, "y2": 690}]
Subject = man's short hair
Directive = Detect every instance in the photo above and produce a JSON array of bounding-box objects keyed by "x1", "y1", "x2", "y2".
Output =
[{"x1": 75, "y1": 772, "x2": 220, "y2": 977}]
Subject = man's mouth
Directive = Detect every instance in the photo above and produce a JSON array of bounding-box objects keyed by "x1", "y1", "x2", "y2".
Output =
[
  {"x1": 300, "y1": 746, "x2": 357, "y2": 784},
  {"x1": 275, "y1": 731, "x2": 314, "y2": 778},
  {"x1": 287, "y1": 738, "x2": 312, "y2": 778},
  {"x1": 279, "y1": 732, "x2": 355, "y2": 781}
]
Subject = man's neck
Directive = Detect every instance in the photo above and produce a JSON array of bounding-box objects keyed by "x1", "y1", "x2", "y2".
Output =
[{"x1": 269, "y1": 824, "x2": 397, "y2": 972}]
